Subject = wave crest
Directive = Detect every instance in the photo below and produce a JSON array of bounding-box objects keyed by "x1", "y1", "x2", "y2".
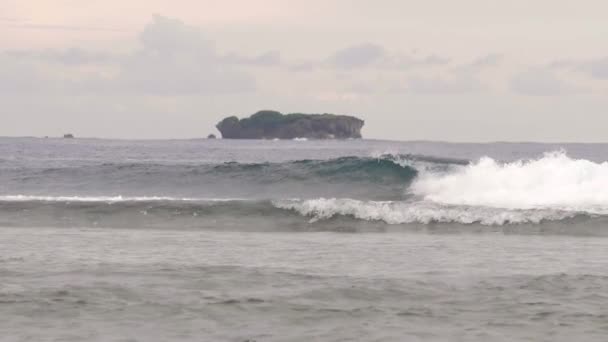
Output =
[
  {"x1": 411, "y1": 151, "x2": 608, "y2": 214},
  {"x1": 0, "y1": 195, "x2": 587, "y2": 227},
  {"x1": 273, "y1": 198, "x2": 579, "y2": 225}
]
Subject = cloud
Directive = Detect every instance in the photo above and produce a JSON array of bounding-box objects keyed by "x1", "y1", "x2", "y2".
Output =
[
  {"x1": 384, "y1": 53, "x2": 450, "y2": 69},
  {"x1": 469, "y1": 53, "x2": 503, "y2": 68},
  {"x1": 448, "y1": 54, "x2": 503, "y2": 75},
  {"x1": 548, "y1": 56, "x2": 608, "y2": 80},
  {"x1": 221, "y1": 50, "x2": 281, "y2": 66},
  {"x1": 288, "y1": 61, "x2": 317, "y2": 72},
  {"x1": 406, "y1": 72, "x2": 482, "y2": 94},
  {"x1": 510, "y1": 68, "x2": 580, "y2": 96},
  {"x1": 0, "y1": 55, "x2": 56, "y2": 94},
  {"x1": 0, "y1": 15, "x2": 257, "y2": 95},
  {"x1": 324, "y1": 43, "x2": 451, "y2": 70},
  {"x1": 5, "y1": 48, "x2": 114, "y2": 66},
  {"x1": 2, "y1": 23, "x2": 128, "y2": 32},
  {"x1": 309, "y1": 48, "x2": 496, "y2": 95},
  {"x1": 582, "y1": 57, "x2": 608, "y2": 80},
  {"x1": 109, "y1": 52, "x2": 255, "y2": 95},
  {"x1": 138, "y1": 15, "x2": 213, "y2": 57},
  {"x1": 327, "y1": 43, "x2": 386, "y2": 69},
  {"x1": 106, "y1": 15, "x2": 255, "y2": 95}
]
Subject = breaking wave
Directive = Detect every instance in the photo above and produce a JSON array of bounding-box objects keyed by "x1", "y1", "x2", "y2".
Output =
[
  {"x1": 411, "y1": 151, "x2": 608, "y2": 214},
  {"x1": 1, "y1": 154, "x2": 460, "y2": 201},
  {"x1": 273, "y1": 198, "x2": 581, "y2": 225},
  {"x1": 0, "y1": 194, "x2": 604, "y2": 230},
  {"x1": 2, "y1": 151, "x2": 608, "y2": 232}
]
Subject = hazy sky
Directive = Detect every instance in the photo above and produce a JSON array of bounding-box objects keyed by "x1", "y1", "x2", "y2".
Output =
[{"x1": 1, "y1": 0, "x2": 607, "y2": 141}]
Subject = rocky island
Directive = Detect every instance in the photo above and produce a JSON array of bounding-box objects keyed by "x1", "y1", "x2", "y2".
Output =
[{"x1": 216, "y1": 110, "x2": 364, "y2": 140}]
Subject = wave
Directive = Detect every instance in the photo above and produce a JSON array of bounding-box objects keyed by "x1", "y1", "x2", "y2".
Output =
[
  {"x1": 4, "y1": 155, "x2": 425, "y2": 183},
  {"x1": 0, "y1": 196, "x2": 604, "y2": 230},
  {"x1": 3, "y1": 151, "x2": 608, "y2": 232},
  {"x1": 215, "y1": 156, "x2": 420, "y2": 183},
  {"x1": 0, "y1": 197, "x2": 286, "y2": 231},
  {"x1": 0, "y1": 195, "x2": 206, "y2": 202},
  {"x1": 273, "y1": 198, "x2": 583, "y2": 225},
  {"x1": 3, "y1": 154, "x2": 466, "y2": 184},
  {"x1": 411, "y1": 151, "x2": 608, "y2": 214},
  {"x1": 1, "y1": 154, "x2": 463, "y2": 201}
]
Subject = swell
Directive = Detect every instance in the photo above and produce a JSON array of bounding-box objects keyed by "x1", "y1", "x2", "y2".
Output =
[
  {"x1": 1, "y1": 155, "x2": 458, "y2": 200},
  {"x1": 4, "y1": 151, "x2": 608, "y2": 233},
  {"x1": 4, "y1": 155, "x2": 434, "y2": 184}
]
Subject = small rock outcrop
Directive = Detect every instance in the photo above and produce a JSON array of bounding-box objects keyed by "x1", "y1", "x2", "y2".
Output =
[
  {"x1": 63, "y1": 134, "x2": 75, "y2": 139},
  {"x1": 216, "y1": 110, "x2": 364, "y2": 140},
  {"x1": 207, "y1": 134, "x2": 217, "y2": 139}
]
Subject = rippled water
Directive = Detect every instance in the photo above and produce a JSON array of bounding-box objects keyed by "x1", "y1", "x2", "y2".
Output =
[
  {"x1": 2, "y1": 138, "x2": 608, "y2": 341},
  {"x1": 2, "y1": 228, "x2": 608, "y2": 341}
]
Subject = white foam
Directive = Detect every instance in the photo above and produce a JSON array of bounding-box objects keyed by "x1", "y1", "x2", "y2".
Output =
[
  {"x1": 411, "y1": 151, "x2": 608, "y2": 214},
  {"x1": 273, "y1": 198, "x2": 577, "y2": 225},
  {"x1": 0, "y1": 195, "x2": 242, "y2": 203}
]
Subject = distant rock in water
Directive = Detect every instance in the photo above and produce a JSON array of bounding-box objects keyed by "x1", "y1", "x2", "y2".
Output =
[
  {"x1": 207, "y1": 134, "x2": 217, "y2": 139},
  {"x1": 216, "y1": 110, "x2": 364, "y2": 140},
  {"x1": 63, "y1": 134, "x2": 75, "y2": 139}
]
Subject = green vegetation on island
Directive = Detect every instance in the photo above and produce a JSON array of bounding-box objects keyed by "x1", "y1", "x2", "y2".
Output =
[{"x1": 216, "y1": 110, "x2": 364, "y2": 140}]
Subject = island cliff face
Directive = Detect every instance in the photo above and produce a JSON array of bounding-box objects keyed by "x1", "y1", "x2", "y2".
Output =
[{"x1": 216, "y1": 110, "x2": 364, "y2": 140}]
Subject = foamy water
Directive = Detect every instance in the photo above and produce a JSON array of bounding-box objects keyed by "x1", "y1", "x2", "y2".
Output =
[
  {"x1": 274, "y1": 198, "x2": 578, "y2": 225},
  {"x1": 412, "y1": 151, "x2": 608, "y2": 214}
]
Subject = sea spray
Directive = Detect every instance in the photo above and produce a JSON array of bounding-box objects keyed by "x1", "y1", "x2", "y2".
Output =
[
  {"x1": 411, "y1": 151, "x2": 608, "y2": 213},
  {"x1": 273, "y1": 198, "x2": 579, "y2": 225}
]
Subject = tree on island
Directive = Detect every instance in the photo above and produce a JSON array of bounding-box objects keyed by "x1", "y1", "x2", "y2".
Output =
[{"x1": 216, "y1": 110, "x2": 364, "y2": 140}]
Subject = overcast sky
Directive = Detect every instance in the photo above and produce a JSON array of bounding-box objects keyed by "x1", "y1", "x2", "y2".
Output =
[{"x1": 1, "y1": 0, "x2": 608, "y2": 141}]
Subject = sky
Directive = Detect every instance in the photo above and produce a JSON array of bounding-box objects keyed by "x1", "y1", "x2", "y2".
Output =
[{"x1": 1, "y1": 0, "x2": 607, "y2": 141}]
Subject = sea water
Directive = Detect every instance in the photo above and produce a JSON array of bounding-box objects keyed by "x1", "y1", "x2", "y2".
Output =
[{"x1": 1, "y1": 138, "x2": 607, "y2": 341}]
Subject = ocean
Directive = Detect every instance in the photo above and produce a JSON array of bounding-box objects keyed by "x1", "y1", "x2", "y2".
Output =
[{"x1": 1, "y1": 137, "x2": 607, "y2": 341}]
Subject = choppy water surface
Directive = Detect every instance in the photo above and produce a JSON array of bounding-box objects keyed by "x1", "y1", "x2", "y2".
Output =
[{"x1": 1, "y1": 137, "x2": 608, "y2": 341}]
